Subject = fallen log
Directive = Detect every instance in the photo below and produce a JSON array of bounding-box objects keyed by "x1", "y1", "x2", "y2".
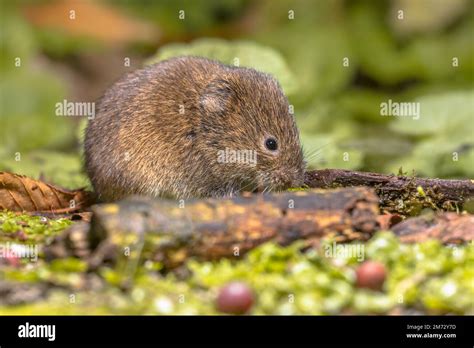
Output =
[
  {"x1": 305, "y1": 169, "x2": 474, "y2": 215},
  {"x1": 43, "y1": 188, "x2": 474, "y2": 272},
  {"x1": 393, "y1": 212, "x2": 474, "y2": 244},
  {"x1": 45, "y1": 187, "x2": 381, "y2": 268}
]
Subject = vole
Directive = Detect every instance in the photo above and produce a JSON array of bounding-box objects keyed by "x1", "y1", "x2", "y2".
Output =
[{"x1": 84, "y1": 56, "x2": 305, "y2": 201}]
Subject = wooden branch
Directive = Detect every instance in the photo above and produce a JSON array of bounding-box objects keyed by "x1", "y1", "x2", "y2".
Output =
[
  {"x1": 305, "y1": 169, "x2": 474, "y2": 215},
  {"x1": 45, "y1": 187, "x2": 381, "y2": 268},
  {"x1": 43, "y1": 188, "x2": 474, "y2": 271},
  {"x1": 393, "y1": 212, "x2": 474, "y2": 244}
]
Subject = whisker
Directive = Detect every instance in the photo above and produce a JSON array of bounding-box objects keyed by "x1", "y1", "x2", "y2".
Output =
[{"x1": 303, "y1": 141, "x2": 333, "y2": 160}]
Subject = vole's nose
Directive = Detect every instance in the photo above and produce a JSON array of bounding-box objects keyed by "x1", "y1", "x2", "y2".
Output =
[
  {"x1": 294, "y1": 169, "x2": 306, "y2": 187},
  {"x1": 291, "y1": 177, "x2": 304, "y2": 188},
  {"x1": 272, "y1": 172, "x2": 293, "y2": 189}
]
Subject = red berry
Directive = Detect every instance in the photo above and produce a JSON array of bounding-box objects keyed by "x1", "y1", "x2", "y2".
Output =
[
  {"x1": 355, "y1": 261, "x2": 387, "y2": 291},
  {"x1": 5, "y1": 255, "x2": 20, "y2": 267},
  {"x1": 16, "y1": 230, "x2": 28, "y2": 241},
  {"x1": 216, "y1": 282, "x2": 254, "y2": 314}
]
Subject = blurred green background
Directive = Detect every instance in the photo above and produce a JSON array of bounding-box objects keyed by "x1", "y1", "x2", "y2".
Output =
[{"x1": 1, "y1": 0, "x2": 473, "y2": 189}]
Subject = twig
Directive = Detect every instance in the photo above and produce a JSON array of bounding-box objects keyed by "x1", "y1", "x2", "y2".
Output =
[{"x1": 305, "y1": 169, "x2": 474, "y2": 214}]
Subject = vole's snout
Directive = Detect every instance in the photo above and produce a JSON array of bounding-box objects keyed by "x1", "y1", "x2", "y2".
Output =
[
  {"x1": 288, "y1": 171, "x2": 305, "y2": 189},
  {"x1": 291, "y1": 173, "x2": 305, "y2": 188},
  {"x1": 258, "y1": 167, "x2": 305, "y2": 192}
]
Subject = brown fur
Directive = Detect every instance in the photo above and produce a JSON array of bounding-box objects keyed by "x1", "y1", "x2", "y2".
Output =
[{"x1": 84, "y1": 56, "x2": 305, "y2": 201}]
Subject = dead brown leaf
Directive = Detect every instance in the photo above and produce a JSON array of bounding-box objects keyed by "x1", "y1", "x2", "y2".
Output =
[{"x1": 0, "y1": 172, "x2": 92, "y2": 213}]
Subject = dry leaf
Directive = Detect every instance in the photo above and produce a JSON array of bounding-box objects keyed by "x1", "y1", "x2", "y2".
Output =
[{"x1": 0, "y1": 172, "x2": 92, "y2": 213}]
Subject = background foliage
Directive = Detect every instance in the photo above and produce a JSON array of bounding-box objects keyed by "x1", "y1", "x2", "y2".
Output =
[
  {"x1": 1, "y1": 0, "x2": 473, "y2": 188},
  {"x1": 0, "y1": 0, "x2": 472, "y2": 316}
]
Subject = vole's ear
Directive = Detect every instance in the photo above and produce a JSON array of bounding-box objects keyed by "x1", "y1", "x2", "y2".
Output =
[{"x1": 200, "y1": 78, "x2": 235, "y2": 116}]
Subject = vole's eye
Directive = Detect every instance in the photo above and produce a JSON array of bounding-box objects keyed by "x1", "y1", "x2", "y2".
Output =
[{"x1": 265, "y1": 138, "x2": 278, "y2": 151}]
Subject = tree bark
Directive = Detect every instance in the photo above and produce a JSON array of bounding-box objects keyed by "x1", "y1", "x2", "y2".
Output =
[
  {"x1": 45, "y1": 187, "x2": 381, "y2": 268},
  {"x1": 305, "y1": 169, "x2": 474, "y2": 215},
  {"x1": 393, "y1": 212, "x2": 474, "y2": 244},
  {"x1": 43, "y1": 187, "x2": 474, "y2": 270}
]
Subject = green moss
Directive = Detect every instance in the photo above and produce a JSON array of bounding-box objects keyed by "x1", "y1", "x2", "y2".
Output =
[
  {"x1": 0, "y1": 230, "x2": 472, "y2": 315},
  {"x1": 0, "y1": 211, "x2": 72, "y2": 244}
]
